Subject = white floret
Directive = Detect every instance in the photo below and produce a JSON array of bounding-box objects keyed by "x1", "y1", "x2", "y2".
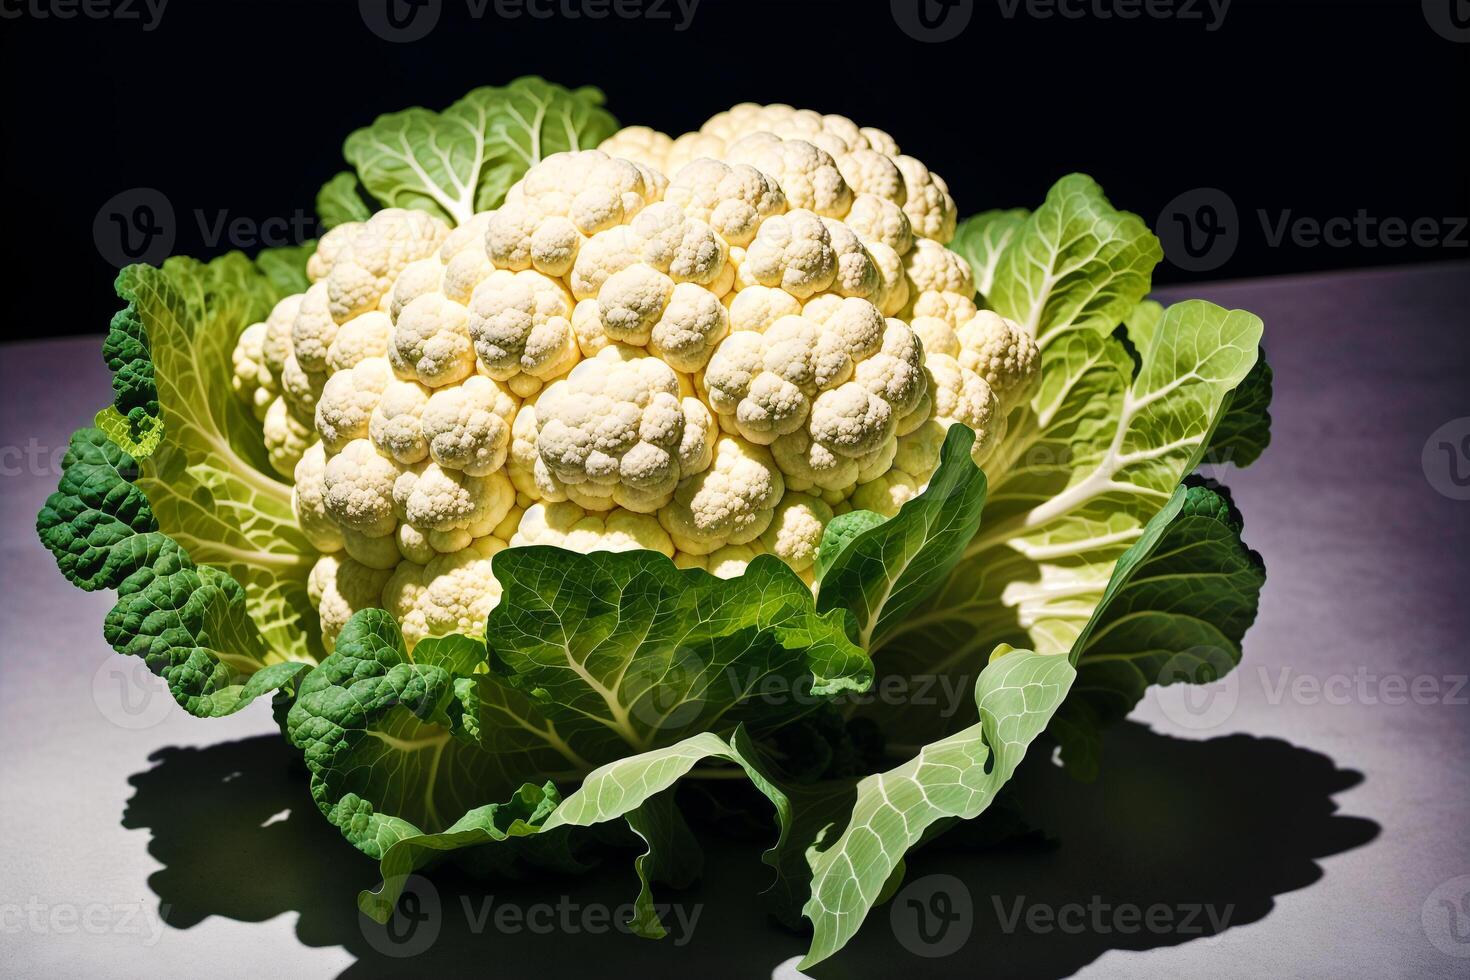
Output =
[
  {"x1": 383, "y1": 536, "x2": 507, "y2": 650},
  {"x1": 419, "y1": 375, "x2": 518, "y2": 476},
  {"x1": 322, "y1": 438, "x2": 402, "y2": 537},
  {"x1": 955, "y1": 310, "x2": 1041, "y2": 412},
  {"x1": 308, "y1": 553, "x2": 392, "y2": 653},
  {"x1": 657, "y1": 435, "x2": 784, "y2": 554},
  {"x1": 467, "y1": 269, "x2": 581, "y2": 396},
  {"x1": 531, "y1": 345, "x2": 715, "y2": 513}
]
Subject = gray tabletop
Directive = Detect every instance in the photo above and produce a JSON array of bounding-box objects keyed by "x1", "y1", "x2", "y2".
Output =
[{"x1": 2, "y1": 262, "x2": 1468, "y2": 979}]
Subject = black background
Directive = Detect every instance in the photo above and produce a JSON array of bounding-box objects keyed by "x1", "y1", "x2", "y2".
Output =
[{"x1": 1, "y1": 0, "x2": 1465, "y2": 340}]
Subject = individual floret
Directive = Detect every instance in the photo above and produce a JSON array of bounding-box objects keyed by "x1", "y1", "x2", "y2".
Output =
[
  {"x1": 263, "y1": 397, "x2": 314, "y2": 477},
  {"x1": 759, "y1": 492, "x2": 832, "y2": 576},
  {"x1": 724, "y1": 133, "x2": 853, "y2": 218},
  {"x1": 392, "y1": 461, "x2": 515, "y2": 549},
  {"x1": 322, "y1": 438, "x2": 401, "y2": 538},
  {"x1": 383, "y1": 536, "x2": 506, "y2": 650},
  {"x1": 663, "y1": 158, "x2": 787, "y2": 247},
  {"x1": 467, "y1": 269, "x2": 581, "y2": 396},
  {"x1": 315, "y1": 357, "x2": 394, "y2": 453},
  {"x1": 292, "y1": 443, "x2": 345, "y2": 554},
  {"x1": 529, "y1": 345, "x2": 716, "y2": 512},
  {"x1": 419, "y1": 375, "x2": 518, "y2": 476},
  {"x1": 231, "y1": 322, "x2": 277, "y2": 422},
  {"x1": 658, "y1": 435, "x2": 784, "y2": 554},
  {"x1": 955, "y1": 310, "x2": 1041, "y2": 412},
  {"x1": 325, "y1": 208, "x2": 449, "y2": 323},
  {"x1": 390, "y1": 291, "x2": 478, "y2": 387},
  {"x1": 308, "y1": 553, "x2": 392, "y2": 653}
]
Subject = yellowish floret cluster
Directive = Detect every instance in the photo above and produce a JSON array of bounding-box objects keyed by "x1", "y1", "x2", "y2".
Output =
[{"x1": 232, "y1": 104, "x2": 1040, "y2": 652}]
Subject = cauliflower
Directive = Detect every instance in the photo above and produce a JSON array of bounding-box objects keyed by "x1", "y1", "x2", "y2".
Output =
[{"x1": 233, "y1": 101, "x2": 1034, "y2": 648}]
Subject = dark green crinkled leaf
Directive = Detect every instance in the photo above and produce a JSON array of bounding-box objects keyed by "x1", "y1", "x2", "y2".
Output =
[
  {"x1": 37, "y1": 429, "x2": 306, "y2": 717},
  {"x1": 487, "y1": 546, "x2": 872, "y2": 753}
]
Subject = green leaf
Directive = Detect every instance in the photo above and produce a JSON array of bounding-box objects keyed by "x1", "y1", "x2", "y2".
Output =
[
  {"x1": 813, "y1": 510, "x2": 886, "y2": 583},
  {"x1": 987, "y1": 175, "x2": 1162, "y2": 346},
  {"x1": 791, "y1": 649, "x2": 1075, "y2": 968},
  {"x1": 487, "y1": 547, "x2": 872, "y2": 756},
  {"x1": 1050, "y1": 480, "x2": 1265, "y2": 777},
  {"x1": 817, "y1": 425, "x2": 988, "y2": 650},
  {"x1": 107, "y1": 253, "x2": 320, "y2": 663},
  {"x1": 1203, "y1": 348, "x2": 1273, "y2": 467},
  {"x1": 37, "y1": 429, "x2": 307, "y2": 717},
  {"x1": 339, "y1": 77, "x2": 618, "y2": 226},
  {"x1": 873, "y1": 300, "x2": 1262, "y2": 746},
  {"x1": 315, "y1": 171, "x2": 373, "y2": 229},
  {"x1": 950, "y1": 207, "x2": 1029, "y2": 299}
]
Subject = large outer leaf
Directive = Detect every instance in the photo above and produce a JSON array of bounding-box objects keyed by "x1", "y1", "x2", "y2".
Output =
[
  {"x1": 38, "y1": 246, "x2": 318, "y2": 715},
  {"x1": 793, "y1": 649, "x2": 1075, "y2": 967},
  {"x1": 105, "y1": 252, "x2": 320, "y2": 663},
  {"x1": 36, "y1": 430, "x2": 306, "y2": 716},
  {"x1": 294, "y1": 546, "x2": 872, "y2": 921},
  {"x1": 486, "y1": 546, "x2": 872, "y2": 755},
  {"x1": 1050, "y1": 481, "x2": 1265, "y2": 777},
  {"x1": 340, "y1": 77, "x2": 618, "y2": 226},
  {"x1": 872, "y1": 300, "x2": 1262, "y2": 746},
  {"x1": 987, "y1": 174, "x2": 1162, "y2": 346}
]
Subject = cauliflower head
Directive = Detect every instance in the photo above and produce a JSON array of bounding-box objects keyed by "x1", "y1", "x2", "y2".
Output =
[{"x1": 233, "y1": 103, "x2": 1041, "y2": 650}]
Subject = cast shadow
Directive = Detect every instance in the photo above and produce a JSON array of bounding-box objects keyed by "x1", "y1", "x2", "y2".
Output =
[{"x1": 121, "y1": 721, "x2": 1378, "y2": 979}]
